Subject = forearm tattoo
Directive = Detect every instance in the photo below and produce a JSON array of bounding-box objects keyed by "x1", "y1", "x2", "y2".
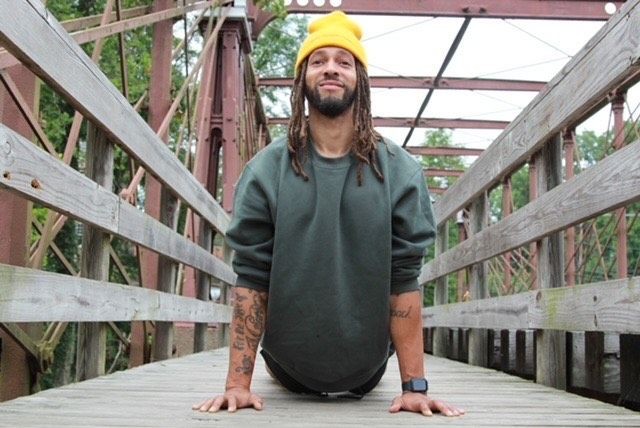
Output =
[
  {"x1": 390, "y1": 305, "x2": 412, "y2": 319},
  {"x1": 231, "y1": 289, "x2": 268, "y2": 377},
  {"x1": 235, "y1": 354, "x2": 254, "y2": 375}
]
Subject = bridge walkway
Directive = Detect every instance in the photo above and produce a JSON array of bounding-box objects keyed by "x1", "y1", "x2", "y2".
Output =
[{"x1": 1, "y1": 348, "x2": 639, "y2": 427}]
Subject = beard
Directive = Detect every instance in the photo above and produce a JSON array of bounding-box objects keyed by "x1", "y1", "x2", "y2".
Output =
[{"x1": 304, "y1": 83, "x2": 356, "y2": 118}]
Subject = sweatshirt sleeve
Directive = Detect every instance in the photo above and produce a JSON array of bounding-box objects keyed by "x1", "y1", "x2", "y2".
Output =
[
  {"x1": 390, "y1": 168, "x2": 436, "y2": 294},
  {"x1": 225, "y1": 166, "x2": 274, "y2": 292}
]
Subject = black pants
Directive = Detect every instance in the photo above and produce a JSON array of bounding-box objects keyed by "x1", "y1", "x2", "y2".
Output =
[{"x1": 261, "y1": 346, "x2": 393, "y2": 397}]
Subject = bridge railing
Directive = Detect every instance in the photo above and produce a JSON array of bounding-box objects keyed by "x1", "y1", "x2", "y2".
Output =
[
  {"x1": 0, "y1": 0, "x2": 264, "y2": 382},
  {"x1": 420, "y1": 0, "x2": 640, "y2": 403}
]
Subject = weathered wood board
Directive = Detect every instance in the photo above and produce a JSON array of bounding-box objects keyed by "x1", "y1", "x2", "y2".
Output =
[{"x1": 0, "y1": 348, "x2": 638, "y2": 427}]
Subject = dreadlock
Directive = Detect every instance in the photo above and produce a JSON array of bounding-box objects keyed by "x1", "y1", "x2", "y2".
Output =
[{"x1": 287, "y1": 59, "x2": 384, "y2": 186}]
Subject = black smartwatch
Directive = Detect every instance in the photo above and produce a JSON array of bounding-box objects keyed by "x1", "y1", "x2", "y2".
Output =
[{"x1": 401, "y1": 378, "x2": 429, "y2": 394}]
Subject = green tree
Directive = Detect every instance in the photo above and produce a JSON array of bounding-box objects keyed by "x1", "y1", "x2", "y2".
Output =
[
  {"x1": 418, "y1": 130, "x2": 468, "y2": 306},
  {"x1": 252, "y1": 14, "x2": 309, "y2": 138}
]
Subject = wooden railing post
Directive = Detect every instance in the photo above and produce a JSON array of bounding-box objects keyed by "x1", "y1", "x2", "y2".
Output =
[
  {"x1": 468, "y1": 192, "x2": 489, "y2": 367},
  {"x1": 76, "y1": 123, "x2": 113, "y2": 381},
  {"x1": 432, "y1": 222, "x2": 449, "y2": 357},
  {"x1": 193, "y1": 224, "x2": 213, "y2": 352},
  {"x1": 535, "y1": 134, "x2": 566, "y2": 389},
  {"x1": 152, "y1": 188, "x2": 179, "y2": 361}
]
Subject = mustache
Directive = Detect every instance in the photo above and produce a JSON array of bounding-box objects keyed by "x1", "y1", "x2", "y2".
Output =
[{"x1": 318, "y1": 79, "x2": 345, "y2": 87}]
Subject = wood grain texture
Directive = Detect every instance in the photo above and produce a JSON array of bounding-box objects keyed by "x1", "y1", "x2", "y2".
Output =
[
  {"x1": 433, "y1": 0, "x2": 640, "y2": 225},
  {"x1": 419, "y1": 139, "x2": 640, "y2": 285},
  {"x1": 0, "y1": 0, "x2": 230, "y2": 234},
  {"x1": 0, "y1": 348, "x2": 639, "y2": 427},
  {"x1": 423, "y1": 277, "x2": 640, "y2": 334},
  {"x1": 0, "y1": 125, "x2": 236, "y2": 286},
  {"x1": 468, "y1": 193, "x2": 489, "y2": 367},
  {"x1": 0, "y1": 264, "x2": 232, "y2": 323},
  {"x1": 76, "y1": 123, "x2": 112, "y2": 380},
  {"x1": 534, "y1": 136, "x2": 566, "y2": 389}
]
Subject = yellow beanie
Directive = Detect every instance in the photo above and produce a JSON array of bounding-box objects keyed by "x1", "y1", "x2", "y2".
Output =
[{"x1": 295, "y1": 11, "x2": 367, "y2": 74}]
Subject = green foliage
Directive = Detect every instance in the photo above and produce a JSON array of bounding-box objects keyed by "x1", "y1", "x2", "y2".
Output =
[
  {"x1": 253, "y1": 0, "x2": 287, "y2": 19},
  {"x1": 252, "y1": 14, "x2": 308, "y2": 131},
  {"x1": 419, "y1": 129, "x2": 465, "y2": 190},
  {"x1": 418, "y1": 130, "x2": 466, "y2": 306}
]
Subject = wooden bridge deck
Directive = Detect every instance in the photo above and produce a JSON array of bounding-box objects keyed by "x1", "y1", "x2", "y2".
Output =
[{"x1": 0, "y1": 348, "x2": 639, "y2": 427}]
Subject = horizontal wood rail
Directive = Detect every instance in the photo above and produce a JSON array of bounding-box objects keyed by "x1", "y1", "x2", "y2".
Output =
[
  {"x1": 422, "y1": 277, "x2": 640, "y2": 334},
  {"x1": 0, "y1": 125, "x2": 236, "y2": 286},
  {"x1": 433, "y1": 0, "x2": 640, "y2": 226},
  {"x1": 0, "y1": 0, "x2": 230, "y2": 235},
  {"x1": 0, "y1": 264, "x2": 233, "y2": 323},
  {"x1": 419, "y1": 138, "x2": 640, "y2": 284}
]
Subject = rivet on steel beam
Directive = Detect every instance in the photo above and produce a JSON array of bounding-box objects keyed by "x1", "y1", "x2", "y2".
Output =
[
  {"x1": 479, "y1": 7, "x2": 487, "y2": 13},
  {"x1": 31, "y1": 178, "x2": 41, "y2": 189},
  {"x1": 462, "y1": 6, "x2": 470, "y2": 13}
]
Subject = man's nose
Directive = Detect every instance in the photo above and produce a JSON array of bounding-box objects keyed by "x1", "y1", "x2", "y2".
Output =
[{"x1": 322, "y1": 59, "x2": 340, "y2": 76}]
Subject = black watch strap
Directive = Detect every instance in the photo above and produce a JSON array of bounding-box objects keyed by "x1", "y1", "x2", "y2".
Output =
[{"x1": 401, "y1": 378, "x2": 429, "y2": 394}]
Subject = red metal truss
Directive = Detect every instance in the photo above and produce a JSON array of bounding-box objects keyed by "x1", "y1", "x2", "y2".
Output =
[
  {"x1": 406, "y1": 146, "x2": 484, "y2": 156},
  {"x1": 248, "y1": 0, "x2": 624, "y2": 39},
  {"x1": 424, "y1": 168, "x2": 465, "y2": 177},
  {"x1": 259, "y1": 76, "x2": 546, "y2": 92},
  {"x1": 268, "y1": 117, "x2": 508, "y2": 130}
]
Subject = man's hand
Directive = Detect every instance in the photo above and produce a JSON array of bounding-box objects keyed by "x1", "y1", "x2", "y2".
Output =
[
  {"x1": 192, "y1": 387, "x2": 264, "y2": 413},
  {"x1": 389, "y1": 392, "x2": 465, "y2": 417}
]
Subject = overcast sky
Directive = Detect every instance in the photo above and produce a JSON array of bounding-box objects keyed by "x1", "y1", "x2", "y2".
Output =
[{"x1": 281, "y1": 5, "x2": 639, "y2": 151}]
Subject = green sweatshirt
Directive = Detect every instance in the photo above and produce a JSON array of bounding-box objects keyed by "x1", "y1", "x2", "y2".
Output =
[{"x1": 225, "y1": 137, "x2": 435, "y2": 392}]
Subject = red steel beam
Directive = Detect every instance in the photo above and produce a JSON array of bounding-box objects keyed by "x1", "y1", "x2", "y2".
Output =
[
  {"x1": 407, "y1": 146, "x2": 484, "y2": 156},
  {"x1": 0, "y1": 1, "x2": 213, "y2": 70},
  {"x1": 248, "y1": 1, "x2": 624, "y2": 38},
  {"x1": 376, "y1": 117, "x2": 509, "y2": 130},
  {"x1": 424, "y1": 168, "x2": 465, "y2": 177},
  {"x1": 0, "y1": 64, "x2": 38, "y2": 401},
  {"x1": 429, "y1": 187, "x2": 448, "y2": 195},
  {"x1": 268, "y1": 117, "x2": 508, "y2": 130},
  {"x1": 259, "y1": 76, "x2": 546, "y2": 92}
]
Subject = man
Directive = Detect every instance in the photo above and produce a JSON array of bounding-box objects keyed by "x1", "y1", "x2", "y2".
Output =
[{"x1": 194, "y1": 11, "x2": 464, "y2": 417}]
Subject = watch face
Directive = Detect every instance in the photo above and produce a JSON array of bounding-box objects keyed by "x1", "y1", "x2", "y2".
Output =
[{"x1": 411, "y1": 378, "x2": 428, "y2": 391}]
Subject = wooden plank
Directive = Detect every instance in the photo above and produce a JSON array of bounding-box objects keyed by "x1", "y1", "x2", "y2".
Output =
[
  {"x1": 419, "y1": 139, "x2": 640, "y2": 285},
  {"x1": 0, "y1": 0, "x2": 230, "y2": 235},
  {"x1": 0, "y1": 264, "x2": 232, "y2": 323},
  {"x1": 500, "y1": 330, "x2": 510, "y2": 372},
  {"x1": 432, "y1": 223, "x2": 449, "y2": 357},
  {"x1": 620, "y1": 334, "x2": 640, "y2": 406},
  {"x1": 585, "y1": 331, "x2": 605, "y2": 391},
  {"x1": 0, "y1": 2, "x2": 212, "y2": 70},
  {"x1": 433, "y1": 0, "x2": 640, "y2": 225},
  {"x1": 0, "y1": 348, "x2": 639, "y2": 427},
  {"x1": 76, "y1": 123, "x2": 112, "y2": 380},
  {"x1": 422, "y1": 277, "x2": 640, "y2": 334},
  {"x1": 153, "y1": 187, "x2": 179, "y2": 361},
  {"x1": 468, "y1": 193, "x2": 489, "y2": 367},
  {"x1": 0, "y1": 125, "x2": 236, "y2": 286},
  {"x1": 534, "y1": 135, "x2": 566, "y2": 389}
]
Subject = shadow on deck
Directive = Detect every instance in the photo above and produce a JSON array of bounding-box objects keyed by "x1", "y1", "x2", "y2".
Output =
[{"x1": 0, "y1": 348, "x2": 639, "y2": 427}]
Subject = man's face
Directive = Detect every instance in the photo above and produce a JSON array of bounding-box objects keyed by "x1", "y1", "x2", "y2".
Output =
[{"x1": 304, "y1": 47, "x2": 358, "y2": 118}]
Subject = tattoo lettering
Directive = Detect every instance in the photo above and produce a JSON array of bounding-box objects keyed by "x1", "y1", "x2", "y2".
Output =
[
  {"x1": 390, "y1": 305, "x2": 412, "y2": 319},
  {"x1": 232, "y1": 296, "x2": 247, "y2": 351},
  {"x1": 231, "y1": 289, "x2": 268, "y2": 352},
  {"x1": 235, "y1": 354, "x2": 254, "y2": 375}
]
